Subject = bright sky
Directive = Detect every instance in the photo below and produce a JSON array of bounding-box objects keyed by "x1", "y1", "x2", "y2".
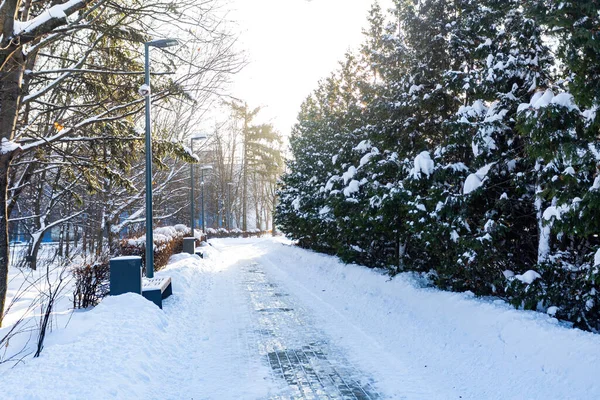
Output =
[{"x1": 226, "y1": 0, "x2": 381, "y2": 136}]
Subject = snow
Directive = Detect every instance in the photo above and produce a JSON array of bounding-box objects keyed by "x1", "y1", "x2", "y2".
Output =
[
  {"x1": 463, "y1": 163, "x2": 495, "y2": 194},
  {"x1": 586, "y1": 299, "x2": 595, "y2": 311},
  {"x1": 251, "y1": 238, "x2": 600, "y2": 400},
  {"x1": 450, "y1": 230, "x2": 459, "y2": 242},
  {"x1": 12, "y1": 0, "x2": 83, "y2": 35},
  {"x1": 291, "y1": 197, "x2": 301, "y2": 210},
  {"x1": 318, "y1": 205, "x2": 331, "y2": 215},
  {"x1": 1, "y1": 238, "x2": 599, "y2": 399},
  {"x1": 359, "y1": 148, "x2": 379, "y2": 167},
  {"x1": 515, "y1": 270, "x2": 542, "y2": 284},
  {"x1": 411, "y1": 151, "x2": 434, "y2": 179},
  {"x1": 353, "y1": 140, "x2": 372, "y2": 152},
  {"x1": 111, "y1": 255, "x2": 142, "y2": 261},
  {"x1": 408, "y1": 84, "x2": 423, "y2": 95},
  {"x1": 533, "y1": 89, "x2": 554, "y2": 108},
  {"x1": 0, "y1": 138, "x2": 22, "y2": 154},
  {"x1": 551, "y1": 92, "x2": 579, "y2": 111},
  {"x1": 595, "y1": 248, "x2": 600, "y2": 267},
  {"x1": 342, "y1": 165, "x2": 357, "y2": 184},
  {"x1": 518, "y1": 89, "x2": 579, "y2": 113},
  {"x1": 503, "y1": 270, "x2": 515, "y2": 279},
  {"x1": 583, "y1": 106, "x2": 597, "y2": 122},
  {"x1": 542, "y1": 205, "x2": 568, "y2": 221},
  {"x1": 343, "y1": 179, "x2": 360, "y2": 197}
]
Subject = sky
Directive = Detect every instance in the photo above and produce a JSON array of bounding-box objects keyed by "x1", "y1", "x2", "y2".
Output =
[{"x1": 225, "y1": 0, "x2": 382, "y2": 137}]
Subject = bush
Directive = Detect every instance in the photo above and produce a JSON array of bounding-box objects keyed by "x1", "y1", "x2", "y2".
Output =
[
  {"x1": 119, "y1": 225, "x2": 201, "y2": 273},
  {"x1": 505, "y1": 262, "x2": 600, "y2": 332},
  {"x1": 73, "y1": 258, "x2": 110, "y2": 309},
  {"x1": 205, "y1": 228, "x2": 268, "y2": 239}
]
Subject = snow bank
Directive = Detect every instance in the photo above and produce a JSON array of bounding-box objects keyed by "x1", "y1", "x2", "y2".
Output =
[
  {"x1": 0, "y1": 251, "x2": 271, "y2": 399},
  {"x1": 256, "y1": 237, "x2": 600, "y2": 400}
]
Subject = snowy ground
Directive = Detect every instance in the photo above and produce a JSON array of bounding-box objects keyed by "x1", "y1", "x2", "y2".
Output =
[{"x1": 0, "y1": 237, "x2": 599, "y2": 399}]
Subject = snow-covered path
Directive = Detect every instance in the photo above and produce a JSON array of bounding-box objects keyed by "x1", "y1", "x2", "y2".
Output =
[
  {"x1": 213, "y1": 241, "x2": 386, "y2": 399},
  {"x1": 1, "y1": 237, "x2": 599, "y2": 399},
  {"x1": 207, "y1": 239, "x2": 438, "y2": 399}
]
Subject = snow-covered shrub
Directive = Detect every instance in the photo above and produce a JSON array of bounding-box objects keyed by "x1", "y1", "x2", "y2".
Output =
[
  {"x1": 119, "y1": 226, "x2": 196, "y2": 272},
  {"x1": 505, "y1": 262, "x2": 600, "y2": 332},
  {"x1": 204, "y1": 228, "x2": 268, "y2": 239},
  {"x1": 72, "y1": 258, "x2": 110, "y2": 309}
]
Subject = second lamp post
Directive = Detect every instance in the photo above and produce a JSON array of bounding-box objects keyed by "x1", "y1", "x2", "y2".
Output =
[{"x1": 189, "y1": 135, "x2": 208, "y2": 234}]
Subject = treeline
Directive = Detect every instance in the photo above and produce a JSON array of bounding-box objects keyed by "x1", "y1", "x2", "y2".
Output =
[{"x1": 276, "y1": 1, "x2": 600, "y2": 331}]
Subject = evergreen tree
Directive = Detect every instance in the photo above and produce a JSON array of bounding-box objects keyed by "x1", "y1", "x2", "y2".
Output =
[{"x1": 275, "y1": 0, "x2": 600, "y2": 331}]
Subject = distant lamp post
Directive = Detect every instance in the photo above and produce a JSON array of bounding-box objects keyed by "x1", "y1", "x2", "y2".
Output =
[
  {"x1": 199, "y1": 166, "x2": 213, "y2": 236},
  {"x1": 189, "y1": 135, "x2": 208, "y2": 235},
  {"x1": 143, "y1": 37, "x2": 179, "y2": 279},
  {"x1": 227, "y1": 182, "x2": 234, "y2": 230}
]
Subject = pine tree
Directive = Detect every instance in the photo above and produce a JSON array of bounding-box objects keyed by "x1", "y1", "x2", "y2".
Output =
[{"x1": 432, "y1": 1, "x2": 553, "y2": 294}]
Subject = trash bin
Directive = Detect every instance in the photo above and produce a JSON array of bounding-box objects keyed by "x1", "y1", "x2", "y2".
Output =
[
  {"x1": 110, "y1": 256, "x2": 142, "y2": 296},
  {"x1": 183, "y1": 237, "x2": 195, "y2": 254}
]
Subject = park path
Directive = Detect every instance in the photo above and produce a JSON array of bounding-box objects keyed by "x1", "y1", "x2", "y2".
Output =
[{"x1": 195, "y1": 239, "x2": 437, "y2": 400}]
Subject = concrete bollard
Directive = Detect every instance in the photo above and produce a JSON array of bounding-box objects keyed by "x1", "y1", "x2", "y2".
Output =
[
  {"x1": 110, "y1": 256, "x2": 142, "y2": 296},
  {"x1": 183, "y1": 237, "x2": 196, "y2": 254}
]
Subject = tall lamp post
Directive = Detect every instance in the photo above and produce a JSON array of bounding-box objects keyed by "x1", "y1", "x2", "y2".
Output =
[
  {"x1": 143, "y1": 38, "x2": 178, "y2": 279},
  {"x1": 189, "y1": 135, "x2": 208, "y2": 234},
  {"x1": 227, "y1": 182, "x2": 234, "y2": 229},
  {"x1": 199, "y1": 166, "x2": 213, "y2": 236}
]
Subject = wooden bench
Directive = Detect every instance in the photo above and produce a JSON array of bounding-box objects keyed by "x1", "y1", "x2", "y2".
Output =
[{"x1": 142, "y1": 277, "x2": 172, "y2": 309}]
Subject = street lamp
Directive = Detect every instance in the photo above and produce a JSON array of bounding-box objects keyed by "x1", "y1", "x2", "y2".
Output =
[
  {"x1": 227, "y1": 182, "x2": 234, "y2": 230},
  {"x1": 189, "y1": 135, "x2": 208, "y2": 235},
  {"x1": 143, "y1": 37, "x2": 179, "y2": 279},
  {"x1": 199, "y1": 165, "x2": 213, "y2": 237}
]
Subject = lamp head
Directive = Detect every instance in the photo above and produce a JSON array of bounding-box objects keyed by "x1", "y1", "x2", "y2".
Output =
[{"x1": 147, "y1": 38, "x2": 179, "y2": 48}]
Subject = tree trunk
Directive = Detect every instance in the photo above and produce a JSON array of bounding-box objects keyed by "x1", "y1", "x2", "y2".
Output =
[
  {"x1": 65, "y1": 223, "x2": 71, "y2": 258},
  {"x1": 271, "y1": 193, "x2": 277, "y2": 236},
  {"x1": 28, "y1": 230, "x2": 44, "y2": 271},
  {"x1": 0, "y1": 19, "x2": 25, "y2": 323},
  {"x1": 0, "y1": 155, "x2": 12, "y2": 326}
]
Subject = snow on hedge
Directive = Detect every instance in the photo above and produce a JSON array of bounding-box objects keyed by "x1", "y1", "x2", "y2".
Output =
[
  {"x1": 411, "y1": 151, "x2": 434, "y2": 179},
  {"x1": 517, "y1": 89, "x2": 579, "y2": 114},
  {"x1": 515, "y1": 270, "x2": 542, "y2": 285},
  {"x1": 463, "y1": 163, "x2": 495, "y2": 194},
  {"x1": 127, "y1": 225, "x2": 190, "y2": 249}
]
